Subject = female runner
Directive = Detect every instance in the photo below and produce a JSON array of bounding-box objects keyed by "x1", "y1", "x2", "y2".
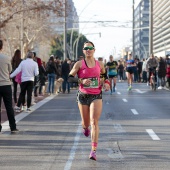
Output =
[{"x1": 68, "y1": 41, "x2": 110, "y2": 161}]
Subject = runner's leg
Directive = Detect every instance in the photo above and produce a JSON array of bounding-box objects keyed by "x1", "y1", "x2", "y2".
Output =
[
  {"x1": 89, "y1": 99, "x2": 102, "y2": 150},
  {"x1": 78, "y1": 103, "x2": 90, "y2": 129}
]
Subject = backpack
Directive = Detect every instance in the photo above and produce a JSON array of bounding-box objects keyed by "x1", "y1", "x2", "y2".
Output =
[{"x1": 46, "y1": 64, "x2": 54, "y2": 73}]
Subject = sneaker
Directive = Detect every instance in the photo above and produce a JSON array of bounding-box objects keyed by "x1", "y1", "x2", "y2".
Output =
[
  {"x1": 11, "y1": 129, "x2": 19, "y2": 134},
  {"x1": 127, "y1": 86, "x2": 132, "y2": 91},
  {"x1": 163, "y1": 86, "x2": 169, "y2": 90},
  {"x1": 82, "y1": 128, "x2": 90, "y2": 137},
  {"x1": 14, "y1": 105, "x2": 18, "y2": 110},
  {"x1": 15, "y1": 107, "x2": 21, "y2": 113},
  {"x1": 21, "y1": 106, "x2": 27, "y2": 111},
  {"x1": 158, "y1": 86, "x2": 163, "y2": 89},
  {"x1": 89, "y1": 150, "x2": 97, "y2": 161},
  {"x1": 26, "y1": 108, "x2": 32, "y2": 112}
]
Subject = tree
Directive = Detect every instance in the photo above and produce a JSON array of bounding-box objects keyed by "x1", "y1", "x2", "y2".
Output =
[
  {"x1": 0, "y1": 0, "x2": 69, "y2": 60},
  {"x1": 50, "y1": 31, "x2": 88, "y2": 61}
]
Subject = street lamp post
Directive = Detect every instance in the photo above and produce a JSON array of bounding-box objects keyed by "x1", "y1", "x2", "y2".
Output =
[
  {"x1": 73, "y1": 32, "x2": 101, "y2": 60},
  {"x1": 149, "y1": 0, "x2": 153, "y2": 55},
  {"x1": 63, "y1": 0, "x2": 67, "y2": 60},
  {"x1": 132, "y1": 0, "x2": 135, "y2": 58}
]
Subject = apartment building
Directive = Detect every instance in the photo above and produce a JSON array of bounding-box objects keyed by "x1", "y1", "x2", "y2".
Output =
[
  {"x1": 134, "y1": 0, "x2": 149, "y2": 59},
  {"x1": 153, "y1": 0, "x2": 170, "y2": 56}
]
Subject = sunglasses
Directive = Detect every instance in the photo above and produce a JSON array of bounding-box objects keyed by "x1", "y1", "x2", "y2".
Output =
[{"x1": 83, "y1": 46, "x2": 94, "y2": 50}]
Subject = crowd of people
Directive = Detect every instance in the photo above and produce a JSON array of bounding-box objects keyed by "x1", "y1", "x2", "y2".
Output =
[{"x1": 102, "y1": 53, "x2": 170, "y2": 93}]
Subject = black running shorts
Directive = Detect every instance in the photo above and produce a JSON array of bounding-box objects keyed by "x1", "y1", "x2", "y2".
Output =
[
  {"x1": 77, "y1": 90, "x2": 102, "y2": 106},
  {"x1": 126, "y1": 67, "x2": 134, "y2": 74}
]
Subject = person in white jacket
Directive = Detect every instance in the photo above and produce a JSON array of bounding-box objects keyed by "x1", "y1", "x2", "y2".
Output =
[{"x1": 10, "y1": 51, "x2": 39, "y2": 112}]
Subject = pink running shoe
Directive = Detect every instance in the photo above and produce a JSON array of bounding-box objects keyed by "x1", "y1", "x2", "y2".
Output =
[
  {"x1": 89, "y1": 150, "x2": 96, "y2": 161},
  {"x1": 82, "y1": 128, "x2": 90, "y2": 137}
]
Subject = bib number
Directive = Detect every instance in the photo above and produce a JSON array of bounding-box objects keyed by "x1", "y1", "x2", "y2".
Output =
[{"x1": 83, "y1": 78, "x2": 99, "y2": 88}]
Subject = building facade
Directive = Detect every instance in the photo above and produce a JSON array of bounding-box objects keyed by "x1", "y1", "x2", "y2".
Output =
[
  {"x1": 134, "y1": 0, "x2": 149, "y2": 59},
  {"x1": 153, "y1": 0, "x2": 170, "y2": 57}
]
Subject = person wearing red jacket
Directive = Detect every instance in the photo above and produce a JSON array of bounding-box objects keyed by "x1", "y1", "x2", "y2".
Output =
[{"x1": 166, "y1": 63, "x2": 170, "y2": 89}]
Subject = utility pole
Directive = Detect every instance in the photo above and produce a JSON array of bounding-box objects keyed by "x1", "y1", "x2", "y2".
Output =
[
  {"x1": 63, "y1": 0, "x2": 67, "y2": 60},
  {"x1": 149, "y1": 0, "x2": 153, "y2": 55},
  {"x1": 20, "y1": 0, "x2": 24, "y2": 58},
  {"x1": 132, "y1": 0, "x2": 135, "y2": 58}
]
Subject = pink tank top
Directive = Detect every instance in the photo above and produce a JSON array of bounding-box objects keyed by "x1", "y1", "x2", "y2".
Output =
[{"x1": 77, "y1": 59, "x2": 101, "y2": 94}]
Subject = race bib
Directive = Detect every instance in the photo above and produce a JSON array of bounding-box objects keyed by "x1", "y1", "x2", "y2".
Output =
[
  {"x1": 83, "y1": 78, "x2": 99, "y2": 88},
  {"x1": 108, "y1": 69, "x2": 117, "y2": 76}
]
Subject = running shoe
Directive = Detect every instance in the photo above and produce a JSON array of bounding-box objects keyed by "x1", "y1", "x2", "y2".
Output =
[
  {"x1": 89, "y1": 150, "x2": 97, "y2": 161},
  {"x1": 15, "y1": 107, "x2": 21, "y2": 113},
  {"x1": 127, "y1": 86, "x2": 132, "y2": 91},
  {"x1": 82, "y1": 128, "x2": 90, "y2": 137}
]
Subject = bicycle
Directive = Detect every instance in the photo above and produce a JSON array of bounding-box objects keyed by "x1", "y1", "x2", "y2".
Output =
[{"x1": 149, "y1": 68, "x2": 157, "y2": 91}]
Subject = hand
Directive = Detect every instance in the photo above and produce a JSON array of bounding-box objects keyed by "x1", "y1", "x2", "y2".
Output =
[
  {"x1": 82, "y1": 79, "x2": 91, "y2": 86},
  {"x1": 103, "y1": 83, "x2": 110, "y2": 91}
]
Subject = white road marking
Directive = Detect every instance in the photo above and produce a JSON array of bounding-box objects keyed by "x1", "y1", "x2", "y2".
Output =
[
  {"x1": 146, "y1": 129, "x2": 160, "y2": 140},
  {"x1": 135, "y1": 89, "x2": 146, "y2": 94},
  {"x1": 117, "y1": 92, "x2": 121, "y2": 95},
  {"x1": 122, "y1": 99, "x2": 128, "y2": 102},
  {"x1": 131, "y1": 109, "x2": 139, "y2": 115},
  {"x1": 114, "y1": 123, "x2": 126, "y2": 133},
  {"x1": 64, "y1": 122, "x2": 81, "y2": 170},
  {"x1": 1, "y1": 95, "x2": 56, "y2": 132}
]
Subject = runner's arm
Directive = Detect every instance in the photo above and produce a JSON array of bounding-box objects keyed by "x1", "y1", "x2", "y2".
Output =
[{"x1": 68, "y1": 61, "x2": 81, "y2": 82}]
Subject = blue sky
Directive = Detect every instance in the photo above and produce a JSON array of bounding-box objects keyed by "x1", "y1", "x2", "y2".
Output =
[{"x1": 72, "y1": 0, "x2": 134, "y2": 60}]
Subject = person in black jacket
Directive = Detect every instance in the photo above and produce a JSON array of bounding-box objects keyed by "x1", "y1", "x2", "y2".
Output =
[
  {"x1": 46, "y1": 56, "x2": 58, "y2": 95},
  {"x1": 157, "y1": 57, "x2": 166, "y2": 89},
  {"x1": 62, "y1": 58, "x2": 70, "y2": 93},
  {"x1": 11, "y1": 49, "x2": 24, "y2": 108}
]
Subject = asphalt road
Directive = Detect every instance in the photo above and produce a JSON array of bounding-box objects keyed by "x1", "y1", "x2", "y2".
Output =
[{"x1": 0, "y1": 82, "x2": 170, "y2": 170}]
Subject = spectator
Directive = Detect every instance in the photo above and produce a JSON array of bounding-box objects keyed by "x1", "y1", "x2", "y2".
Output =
[
  {"x1": 142, "y1": 58, "x2": 147, "y2": 83},
  {"x1": 62, "y1": 58, "x2": 70, "y2": 93},
  {"x1": 33, "y1": 52, "x2": 41, "y2": 97},
  {"x1": 11, "y1": 49, "x2": 25, "y2": 108},
  {"x1": 166, "y1": 63, "x2": 170, "y2": 89},
  {"x1": 10, "y1": 51, "x2": 39, "y2": 113},
  {"x1": 137, "y1": 58, "x2": 143, "y2": 82},
  {"x1": 46, "y1": 56, "x2": 58, "y2": 95},
  {"x1": 37, "y1": 59, "x2": 46, "y2": 96},
  {"x1": 157, "y1": 57, "x2": 166, "y2": 89},
  {"x1": 0, "y1": 39, "x2": 18, "y2": 133},
  {"x1": 118, "y1": 61, "x2": 124, "y2": 82}
]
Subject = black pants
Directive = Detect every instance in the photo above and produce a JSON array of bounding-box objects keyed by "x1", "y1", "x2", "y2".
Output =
[
  {"x1": 0, "y1": 85, "x2": 17, "y2": 131},
  {"x1": 17, "y1": 81, "x2": 34, "y2": 108}
]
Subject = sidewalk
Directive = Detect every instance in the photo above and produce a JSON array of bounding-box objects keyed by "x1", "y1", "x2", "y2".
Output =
[{"x1": 0, "y1": 92, "x2": 49, "y2": 123}]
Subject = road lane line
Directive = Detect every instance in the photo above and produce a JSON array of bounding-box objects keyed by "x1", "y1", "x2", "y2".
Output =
[
  {"x1": 117, "y1": 92, "x2": 121, "y2": 95},
  {"x1": 122, "y1": 99, "x2": 128, "y2": 102},
  {"x1": 131, "y1": 109, "x2": 139, "y2": 115},
  {"x1": 146, "y1": 129, "x2": 160, "y2": 140},
  {"x1": 64, "y1": 122, "x2": 81, "y2": 170},
  {"x1": 135, "y1": 89, "x2": 145, "y2": 94}
]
